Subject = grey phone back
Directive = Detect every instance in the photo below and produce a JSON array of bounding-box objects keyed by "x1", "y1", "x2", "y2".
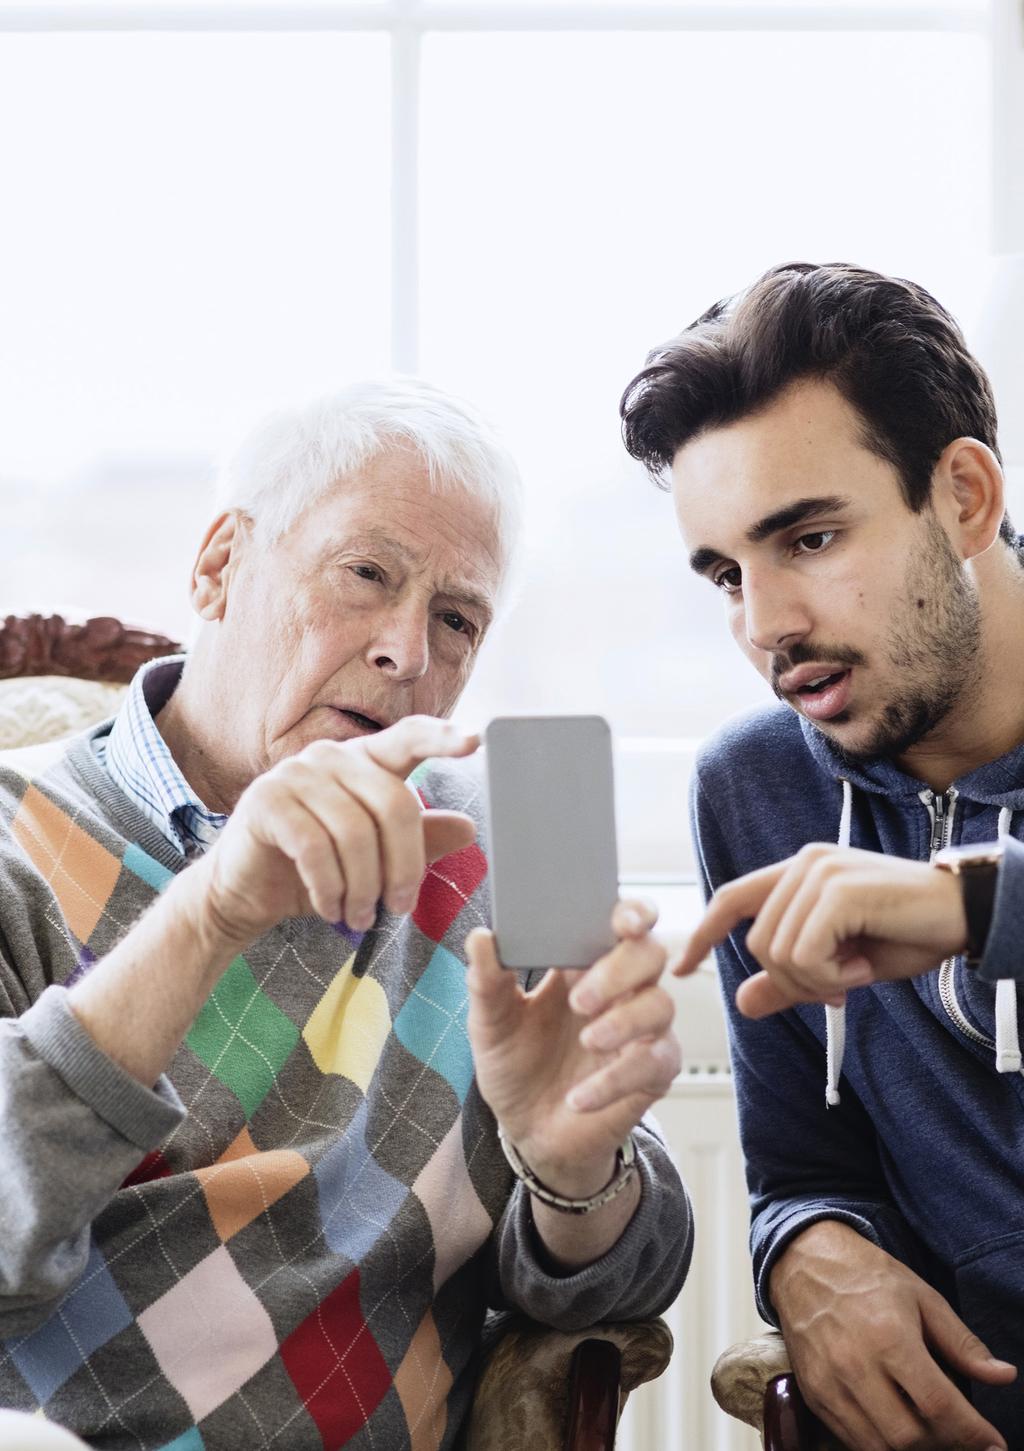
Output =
[{"x1": 484, "y1": 715, "x2": 619, "y2": 969}]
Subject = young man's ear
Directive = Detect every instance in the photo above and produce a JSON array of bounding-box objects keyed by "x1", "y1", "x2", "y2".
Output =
[
  {"x1": 191, "y1": 511, "x2": 245, "y2": 621},
  {"x1": 934, "y1": 438, "x2": 1006, "y2": 559}
]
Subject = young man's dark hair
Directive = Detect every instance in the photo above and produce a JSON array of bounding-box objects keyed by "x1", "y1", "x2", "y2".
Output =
[{"x1": 620, "y1": 260, "x2": 1014, "y2": 543}]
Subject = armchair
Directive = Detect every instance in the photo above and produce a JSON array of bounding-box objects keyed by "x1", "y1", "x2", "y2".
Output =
[
  {"x1": 0, "y1": 612, "x2": 674, "y2": 1451},
  {"x1": 711, "y1": 1330, "x2": 845, "y2": 1451}
]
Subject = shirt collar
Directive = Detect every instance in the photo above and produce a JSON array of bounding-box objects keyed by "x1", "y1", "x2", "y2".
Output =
[{"x1": 101, "y1": 654, "x2": 228, "y2": 858}]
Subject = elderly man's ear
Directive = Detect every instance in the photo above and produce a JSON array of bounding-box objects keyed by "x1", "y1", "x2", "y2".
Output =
[{"x1": 191, "y1": 511, "x2": 244, "y2": 622}]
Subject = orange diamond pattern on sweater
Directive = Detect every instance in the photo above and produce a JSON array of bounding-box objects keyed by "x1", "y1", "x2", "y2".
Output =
[
  {"x1": 393, "y1": 1309, "x2": 452, "y2": 1451},
  {"x1": 195, "y1": 1126, "x2": 309, "y2": 1242},
  {"x1": 11, "y1": 786, "x2": 121, "y2": 943}
]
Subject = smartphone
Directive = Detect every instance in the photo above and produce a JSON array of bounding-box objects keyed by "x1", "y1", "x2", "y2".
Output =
[{"x1": 484, "y1": 715, "x2": 619, "y2": 969}]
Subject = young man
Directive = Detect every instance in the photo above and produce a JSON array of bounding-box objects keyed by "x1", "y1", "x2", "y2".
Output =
[
  {"x1": 0, "y1": 379, "x2": 690, "y2": 1449},
  {"x1": 621, "y1": 264, "x2": 1024, "y2": 1450}
]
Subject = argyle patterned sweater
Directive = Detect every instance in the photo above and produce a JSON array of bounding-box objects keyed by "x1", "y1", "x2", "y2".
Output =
[{"x1": 0, "y1": 727, "x2": 692, "y2": 1451}]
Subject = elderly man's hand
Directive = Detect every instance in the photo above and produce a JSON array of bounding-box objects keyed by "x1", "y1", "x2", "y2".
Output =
[
  {"x1": 193, "y1": 715, "x2": 478, "y2": 948},
  {"x1": 674, "y1": 844, "x2": 969, "y2": 1018},
  {"x1": 465, "y1": 901, "x2": 680, "y2": 1203},
  {"x1": 770, "y1": 1221, "x2": 1015, "y2": 1451}
]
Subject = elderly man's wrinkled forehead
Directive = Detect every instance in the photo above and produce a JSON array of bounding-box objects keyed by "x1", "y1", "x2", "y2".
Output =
[{"x1": 262, "y1": 446, "x2": 507, "y2": 616}]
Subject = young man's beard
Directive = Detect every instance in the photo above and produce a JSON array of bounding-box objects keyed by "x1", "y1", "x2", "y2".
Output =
[{"x1": 772, "y1": 514, "x2": 983, "y2": 764}]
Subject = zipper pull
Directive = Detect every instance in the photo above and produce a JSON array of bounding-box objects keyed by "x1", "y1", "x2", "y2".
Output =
[{"x1": 930, "y1": 791, "x2": 947, "y2": 856}]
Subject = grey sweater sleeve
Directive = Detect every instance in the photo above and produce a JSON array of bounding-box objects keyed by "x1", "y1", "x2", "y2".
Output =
[
  {"x1": 0, "y1": 984, "x2": 184, "y2": 1335},
  {"x1": 490, "y1": 1116, "x2": 692, "y2": 1330}
]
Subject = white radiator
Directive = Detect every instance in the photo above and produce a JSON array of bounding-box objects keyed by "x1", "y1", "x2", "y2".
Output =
[
  {"x1": 600, "y1": 883, "x2": 769, "y2": 1449},
  {"x1": 616, "y1": 1071, "x2": 766, "y2": 1451}
]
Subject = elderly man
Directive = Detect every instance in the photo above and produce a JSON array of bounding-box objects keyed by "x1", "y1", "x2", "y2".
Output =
[{"x1": 0, "y1": 380, "x2": 690, "y2": 1450}]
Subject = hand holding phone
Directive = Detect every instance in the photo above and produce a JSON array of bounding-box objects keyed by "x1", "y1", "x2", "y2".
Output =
[{"x1": 484, "y1": 715, "x2": 619, "y2": 969}]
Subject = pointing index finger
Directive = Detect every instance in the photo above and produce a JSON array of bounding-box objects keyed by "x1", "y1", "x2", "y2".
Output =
[
  {"x1": 363, "y1": 715, "x2": 480, "y2": 779},
  {"x1": 674, "y1": 861, "x2": 788, "y2": 976}
]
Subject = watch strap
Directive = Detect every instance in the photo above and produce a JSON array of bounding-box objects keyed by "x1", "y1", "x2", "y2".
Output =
[{"x1": 959, "y1": 861, "x2": 999, "y2": 967}]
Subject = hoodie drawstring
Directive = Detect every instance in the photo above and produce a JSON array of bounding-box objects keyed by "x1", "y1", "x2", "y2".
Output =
[
  {"x1": 824, "y1": 779, "x2": 853, "y2": 1107},
  {"x1": 825, "y1": 791, "x2": 1020, "y2": 1101},
  {"x1": 994, "y1": 806, "x2": 1021, "y2": 1073}
]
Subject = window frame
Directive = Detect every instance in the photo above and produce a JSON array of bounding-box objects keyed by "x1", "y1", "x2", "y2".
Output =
[
  {"x1": 0, "y1": 0, "x2": 998, "y2": 882},
  {"x1": 0, "y1": 0, "x2": 991, "y2": 376}
]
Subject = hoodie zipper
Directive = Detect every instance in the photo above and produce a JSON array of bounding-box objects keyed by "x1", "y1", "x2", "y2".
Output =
[{"x1": 920, "y1": 788, "x2": 994, "y2": 1049}]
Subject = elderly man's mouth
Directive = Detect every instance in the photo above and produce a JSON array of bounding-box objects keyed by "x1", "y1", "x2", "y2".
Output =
[{"x1": 337, "y1": 708, "x2": 385, "y2": 734}]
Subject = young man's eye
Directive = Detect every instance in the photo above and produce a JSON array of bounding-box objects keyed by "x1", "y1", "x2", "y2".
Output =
[
  {"x1": 794, "y1": 530, "x2": 836, "y2": 554},
  {"x1": 713, "y1": 565, "x2": 742, "y2": 594}
]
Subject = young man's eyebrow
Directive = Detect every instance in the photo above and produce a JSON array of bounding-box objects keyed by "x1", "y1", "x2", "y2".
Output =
[
  {"x1": 688, "y1": 547, "x2": 724, "y2": 578},
  {"x1": 746, "y1": 494, "x2": 851, "y2": 543},
  {"x1": 688, "y1": 494, "x2": 852, "y2": 577}
]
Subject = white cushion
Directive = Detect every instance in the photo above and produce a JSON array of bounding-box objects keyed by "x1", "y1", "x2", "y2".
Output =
[
  {"x1": 0, "y1": 676, "x2": 126, "y2": 752},
  {"x1": 0, "y1": 1411, "x2": 89, "y2": 1449}
]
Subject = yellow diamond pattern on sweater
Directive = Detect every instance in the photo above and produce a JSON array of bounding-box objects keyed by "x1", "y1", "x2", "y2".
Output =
[{"x1": 302, "y1": 951, "x2": 391, "y2": 1092}]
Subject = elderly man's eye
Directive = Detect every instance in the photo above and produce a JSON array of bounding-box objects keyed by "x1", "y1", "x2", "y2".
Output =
[
  {"x1": 352, "y1": 564, "x2": 383, "y2": 583},
  {"x1": 441, "y1": 611, "x2": 472, "y2": 636}
]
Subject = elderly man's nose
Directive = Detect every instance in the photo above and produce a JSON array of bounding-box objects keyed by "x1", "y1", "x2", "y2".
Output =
[{"x1": 370, "y1": 613, "x2": 430, "y2": 680}]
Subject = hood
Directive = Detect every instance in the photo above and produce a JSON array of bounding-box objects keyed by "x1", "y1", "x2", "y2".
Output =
[{"x1": 799, "y1": 715, "x2": 1024, "y2": 812}]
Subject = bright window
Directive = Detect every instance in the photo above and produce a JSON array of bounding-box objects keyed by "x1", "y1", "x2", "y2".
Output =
[{"x1": 0, "y1": 2, "x2": 993, "y2": 875}]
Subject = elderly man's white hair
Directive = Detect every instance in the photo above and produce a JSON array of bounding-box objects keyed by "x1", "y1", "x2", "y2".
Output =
[{"x1": 215, "y1": 377, "x2": 523, "y2": 580}]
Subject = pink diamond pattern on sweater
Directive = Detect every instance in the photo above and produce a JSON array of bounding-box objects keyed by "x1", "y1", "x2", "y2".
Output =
[
  {"x1": 414, "y1": 1117, "x2": 492, "y2": 1292},
  {"x1": 137, "y1": 1245, "x2": 277, "y2": 1423}
]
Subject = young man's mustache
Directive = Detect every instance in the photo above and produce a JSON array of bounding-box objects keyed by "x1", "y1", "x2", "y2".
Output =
[{"x1": 770, "y1": 642, "x2": 867, "y2": 696}]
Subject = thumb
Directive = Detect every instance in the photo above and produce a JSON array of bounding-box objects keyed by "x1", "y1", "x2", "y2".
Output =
[
  {"x1": 736, "y1": 972, "x2": 797, "y2": 1019},
  {"x1": 423, "y1": 810, "x2": 476, "y2": 864},
  {"x1": 922, "y1": 1290, "x2": 1018, "y2": 1384},
  {"x1": 465, "y1": 928, "x2": 521, "y2": 1038}
]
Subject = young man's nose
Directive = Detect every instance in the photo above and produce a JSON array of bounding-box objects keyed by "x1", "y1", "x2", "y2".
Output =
[
  {"x1": 368, "y1": 605, "x2": 431, "y2": 682},
  {"x1": 741, "y1": 577, "x2": 811, "y2": 655}
]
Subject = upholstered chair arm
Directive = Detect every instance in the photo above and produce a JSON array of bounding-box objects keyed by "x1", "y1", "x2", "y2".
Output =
[
  {"x1": 712, "y1": 1331, "x2": 847, "y2": 1450},
  {"x1": 461, "y1": 1315, "x2": 673, "y2": 1451}
]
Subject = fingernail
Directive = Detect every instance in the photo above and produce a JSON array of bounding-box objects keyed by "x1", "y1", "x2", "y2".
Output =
[
  {"x1": 392, "y1": 890, "x2": 416, "y2": 915},
  {"x1": 570, "y1": 985, "x2": 598, "y2": 1015},
  {"x1": 566, "y1": 1085, "x2": 595, "y2": 1112},
  {"x1": 838, "y1": 963, "x2": 872, "y2": 986},
  {"x1": 581, "y1": 1021, "x2": 617, "y2": 1051},
  {"x1": 652, "y1": 1036, "x2": 678, "y2": 1067},
  {"x1": 621, "y1": 907, "x2": 643, "y2": 934}
]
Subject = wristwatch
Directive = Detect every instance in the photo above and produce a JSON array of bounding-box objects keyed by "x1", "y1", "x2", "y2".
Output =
[{"x1": 934, "y1": 843, "x2": 1003, "y2": 966}]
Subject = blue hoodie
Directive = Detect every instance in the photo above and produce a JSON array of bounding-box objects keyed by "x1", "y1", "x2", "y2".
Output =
[{"x1": 692, "y1": 703, "x2": 1024, "y2": 1435}]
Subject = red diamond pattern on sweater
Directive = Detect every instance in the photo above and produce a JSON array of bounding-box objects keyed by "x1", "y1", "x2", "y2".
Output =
[
  {"x1": 280, "y1": 1268, "x2": 391, "y2": 1450},
  {"x1": 412, "y1": 835, "x2": 487, "y2": 944},
  {"x1": 121, "y1": 1150, "x2": 172, "y2": 1189}
]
